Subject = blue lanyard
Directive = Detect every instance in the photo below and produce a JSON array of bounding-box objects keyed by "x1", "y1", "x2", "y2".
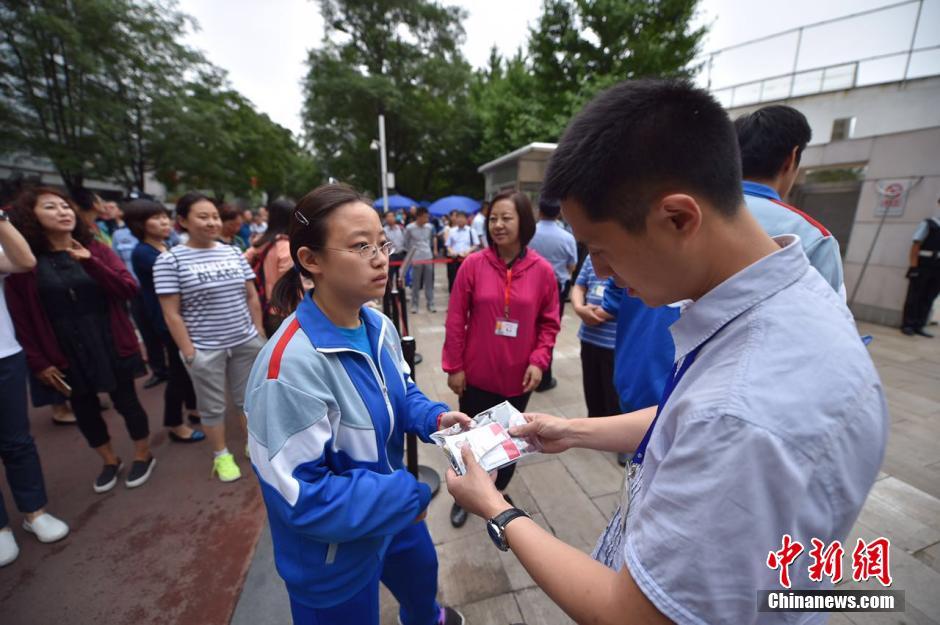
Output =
[{"x1": 631, "y1": 342, "x2": 704, "y2": 467}]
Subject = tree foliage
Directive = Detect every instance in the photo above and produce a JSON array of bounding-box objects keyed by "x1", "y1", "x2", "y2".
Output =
[
  {"x1": 1, "y1": 0, "x2": 316, "y2": 200},
  {"x1": 0, "y1": 0, "x2": 199, "y2": 193},
  {"x1": 472, "y1": 0, "x2": 706, "y2": 164},
  {"x1": 302, "y1": 0, "x2": 481, "y2": 200}
]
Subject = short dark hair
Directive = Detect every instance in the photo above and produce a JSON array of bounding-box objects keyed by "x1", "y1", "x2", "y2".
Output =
[
  {"x1": 542, "y1": 79, "x2": 743, "y2": 232},
  {"x1": 71, "y1": 187, "x2": 100, "y2": 213},
  {"x1": 415, "y1": 206, "x2": 429, "y2": 217},
  {"x1": 218, "y1": 203, "x2": 242, "y2": 222},
  {"x1": 123, "y1": 199, "x2": 170, "y2": 241},
  {"x1": 488, "y1": 190, "x2": 536, "y2": 248},
  {"x1": 8, "y1": 186, "x2": 94, "y2": 254},
  {"x1": 734, "y1": 105, "x2": 812, "y2": 180},
  {"x1": 175, "y1": 191, "x2": 215, "y2": 221},
  {"x1": 538, "y1": 196, "x2": 561, "y2": 219}
]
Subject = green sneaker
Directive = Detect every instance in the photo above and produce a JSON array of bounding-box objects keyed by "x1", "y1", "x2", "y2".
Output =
[{"x1": 212, "y1": 453, "x2": 241, "y2": 482}]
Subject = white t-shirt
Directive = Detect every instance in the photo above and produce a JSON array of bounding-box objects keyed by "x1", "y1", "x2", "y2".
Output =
[
  {"x1": 153, "y1": 243, "x2": 258, "y2": 350},
  {"x1": 0, "y1": 272, "x2": 21, "y2": 359}
]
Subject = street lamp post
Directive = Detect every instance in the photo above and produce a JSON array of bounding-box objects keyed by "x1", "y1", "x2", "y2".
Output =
[{"x1": 378, "y1": 114, "x2": 389, "y2": 213}]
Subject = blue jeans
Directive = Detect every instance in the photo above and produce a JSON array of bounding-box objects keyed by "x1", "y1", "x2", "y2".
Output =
[
  {"x1": 289, "y1": 521, "x2": 441, "y2": 625},
  {"x1": 0, "y1": 350, "x2": 48, "y2": 528}
]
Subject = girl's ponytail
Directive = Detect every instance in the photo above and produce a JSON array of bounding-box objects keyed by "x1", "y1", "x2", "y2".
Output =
[{"x1": 270, "y1": 267, "x2": 306, "y2": 321}]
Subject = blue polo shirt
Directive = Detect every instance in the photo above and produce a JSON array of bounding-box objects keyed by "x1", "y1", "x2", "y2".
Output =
[
  {"x1": 601, "y1": 283, "x2": 680, "y2": 412},
  {"x1": 574, "y1": 256, "x2": 617, "y2": 350},
  {"x1": 529, "y1": 220, "x2": 577, "y2": 284},
  {"x1": 743, "y1": 180, "x2": 844, "y2": 297}
]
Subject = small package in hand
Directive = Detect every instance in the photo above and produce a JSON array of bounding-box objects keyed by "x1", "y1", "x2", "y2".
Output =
[{"x1": 431, "y1": 401, "x2": 540, "y2": 475}]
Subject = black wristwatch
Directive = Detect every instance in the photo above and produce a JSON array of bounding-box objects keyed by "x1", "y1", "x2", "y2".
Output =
[{"x1": 486, "y1": 507, "x2": 529, "y2": 551}]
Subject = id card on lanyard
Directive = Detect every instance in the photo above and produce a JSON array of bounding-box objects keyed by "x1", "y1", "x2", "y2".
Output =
[
  {"x1": 495, "y1": 266, "x2": 520, "y2": 338},
  {"x1": 619, "y1": 342, "x2": 704, "y2": 530}
]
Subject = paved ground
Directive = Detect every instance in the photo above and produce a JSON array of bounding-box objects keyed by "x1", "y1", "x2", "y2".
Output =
[
  {"x1": 233, "y1": 274, "x2": 940, "y2": 625},
  {"x1": 2, "y1": 270, "x2": 938, "y2": 625}
]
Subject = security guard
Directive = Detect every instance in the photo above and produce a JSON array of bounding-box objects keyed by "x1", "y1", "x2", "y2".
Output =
[{"x1": 901, "y1": 198, "x2": 940, "y2": 337}]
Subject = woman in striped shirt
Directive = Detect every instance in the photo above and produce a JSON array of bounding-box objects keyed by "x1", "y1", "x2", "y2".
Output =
[{"x1": 154, "y1": 193, "x2": 266, "y2": 483}]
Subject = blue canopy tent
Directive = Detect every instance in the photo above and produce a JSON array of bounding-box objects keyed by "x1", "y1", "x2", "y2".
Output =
[
  {"x1": 373, "y1": 194, "x2": 418, "y2": 211},
  {"x1": 427, "y1": 195, "x2": 481, "y2": 217}
]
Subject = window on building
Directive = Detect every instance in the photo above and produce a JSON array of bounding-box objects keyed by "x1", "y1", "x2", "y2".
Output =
[{"x1": 831, "y1": 117, "x2": 856, "y2": 141}]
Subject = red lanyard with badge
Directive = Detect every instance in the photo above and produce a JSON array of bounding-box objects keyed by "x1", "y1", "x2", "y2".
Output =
[{"x1": 494, "y1": 262, "x2": 521, "y2": 339}]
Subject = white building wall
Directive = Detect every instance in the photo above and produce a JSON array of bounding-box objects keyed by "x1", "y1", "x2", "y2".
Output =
[{"x1": 727, "y1": 76, "x2": 940, "y2": 145}]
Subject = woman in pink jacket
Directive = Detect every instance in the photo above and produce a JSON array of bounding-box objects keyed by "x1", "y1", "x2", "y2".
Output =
[{"x1": 442, "y1": 190, "x2": 560, "y2": 528}]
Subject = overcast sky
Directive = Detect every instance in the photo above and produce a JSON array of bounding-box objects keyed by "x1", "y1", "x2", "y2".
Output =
[{"x1": 178, "y1": 0, "x2": 938, "y2": 136}]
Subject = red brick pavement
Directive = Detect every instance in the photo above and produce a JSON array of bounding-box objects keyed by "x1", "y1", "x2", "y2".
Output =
[{"x1": 0, "y1": 378, "x2": 264, "y2": 625}]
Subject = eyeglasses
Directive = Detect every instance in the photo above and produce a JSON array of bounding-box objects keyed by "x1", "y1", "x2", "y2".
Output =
[{"x1": 321, "y1": 241, "x2": 395, "y2": 260}]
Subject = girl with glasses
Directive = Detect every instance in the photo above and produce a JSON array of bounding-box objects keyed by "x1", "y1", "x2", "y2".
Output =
[{"x1": 245, "y1": 183, "x2": 467, "y2": 625}]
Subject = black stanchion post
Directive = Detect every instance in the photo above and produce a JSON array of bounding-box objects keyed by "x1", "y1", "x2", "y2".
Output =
[{"x1": 400, "y1": 335, "x2": 440, "y2": 496}]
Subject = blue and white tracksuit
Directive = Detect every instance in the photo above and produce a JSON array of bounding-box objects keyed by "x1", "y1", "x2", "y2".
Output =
[{"x1": 245, "y1": 293, "x2": 449, "y2": 624}]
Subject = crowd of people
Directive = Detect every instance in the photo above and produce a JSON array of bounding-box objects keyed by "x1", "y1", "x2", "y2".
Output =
[{"x1": 0, "y1": 77, "x2": 933, "y2": 625}]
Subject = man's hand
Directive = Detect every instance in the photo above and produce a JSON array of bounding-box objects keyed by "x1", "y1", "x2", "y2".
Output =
[
  {"x1": 445, "y1": 446, "x2": 513, "y2": 519},
  {"x1": 509, "y1": 413, "x2": 576, "y2": 454},
  {"x1": 906, "y1": 266, "x2": 920, "y2": 279},
  {"x1": 438, "y1": 411, "x2": 472, "y2": 431},
  {"x1": 447, "y1": 371, "x2": 467, "y2": 397},
  {"x1": 521, "y1": 364, "x2": 543, "y2": 393}
]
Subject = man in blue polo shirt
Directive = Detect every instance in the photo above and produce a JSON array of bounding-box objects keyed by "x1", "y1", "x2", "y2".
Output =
[
  {"x1": 529, "y1": 197, "x2": 577, "y2": 391},
  {"x1": 735, "y1": 105, "x2": 845, "y2": 297}
]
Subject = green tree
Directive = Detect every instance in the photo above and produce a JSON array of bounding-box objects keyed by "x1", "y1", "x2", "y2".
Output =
[
  {"x1": 472, "y1": 0, "x2": 706, "y2": 165},
  {"x1": 302, "y1": 0, "x2": 481, "y2": 200},
  {"x1": 151, "y1": 75, "x2": 309, "y2": 200},
  {"x1": 0, "y1": 0, "x2": 201, "y2": 193}
]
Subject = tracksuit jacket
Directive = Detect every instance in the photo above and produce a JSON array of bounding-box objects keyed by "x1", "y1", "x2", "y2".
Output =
[{"x1": 244, "y1": 293, "x2": 449, "y2": 608}]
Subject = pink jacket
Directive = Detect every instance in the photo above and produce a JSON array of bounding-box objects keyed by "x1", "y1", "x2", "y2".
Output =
[{"x1": 442, "y1": 247, "x2": 560, "y2": 398}]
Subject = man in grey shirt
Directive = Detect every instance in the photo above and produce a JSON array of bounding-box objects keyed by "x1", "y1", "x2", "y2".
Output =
[
  {"x1": 403, "y1": 206, "x2": 438, "y2": 313},
  {"x1": 529, "y1": 197, "x2": 578, "y2": 391},
  {"x1": 445, "y1": 79, "x2": 888, "y2": 625}
]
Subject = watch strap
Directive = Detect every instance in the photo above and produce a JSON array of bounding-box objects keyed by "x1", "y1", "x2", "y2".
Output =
[{"x1": 492, "y1": 507, "x2": 529, "y2": 530}]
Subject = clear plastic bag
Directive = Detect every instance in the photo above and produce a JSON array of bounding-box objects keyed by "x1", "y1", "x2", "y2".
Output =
[{"x1": 431, "y1": 401, "x2": 541, "y2": 475}]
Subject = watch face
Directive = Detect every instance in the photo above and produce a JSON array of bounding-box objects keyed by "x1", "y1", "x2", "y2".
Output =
[{"x1": 486, "y1": 519, "x2": 506, "y2": 550}]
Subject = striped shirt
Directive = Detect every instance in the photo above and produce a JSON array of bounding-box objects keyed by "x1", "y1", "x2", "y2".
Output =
[
  {"x1": 153, "y1": 243, "x2": 258, "y2": 350},
  {"x1": 575, "y1": 256, "x2": 617, "y2": 349}
]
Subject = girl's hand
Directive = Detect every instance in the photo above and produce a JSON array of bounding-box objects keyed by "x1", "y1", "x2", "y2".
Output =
[
  {"x1": 521, "y1": 364, "x2": 543, "y2": 393},
  {"x1": 438, "y1": 411, "x2": 472, "y2": 431},
  {"x1": 447, "y1": 371, "x2": 466, "y2": 397},
  {"x1": 67, "y1": 239, "x2": 91, "y2": 261},
  {"x1": 38, "y1": 366, "x2": 70, "y2": 395}
]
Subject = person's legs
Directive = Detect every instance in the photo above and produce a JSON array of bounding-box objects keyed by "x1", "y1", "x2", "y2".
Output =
[
  {"x1": 226, "y1": 335, "x2": 265, "y2": 441},
  {"x1": 184, "y1": 349, "x2": 232, "y2": 458},
  {"x1": 161, "y1": 332, "x2": 196, "y2": 435},
  {"x1": 581, "y1": 340, "x2": 602, "y2": 417},
  {"x1": 381, "y1": 521, "x2": 440, "y2": 625},
  {"x1": 446, "y1": 260, "x2": 457, "y2": 292},
  {"x1": 108, "y1": 366, "x2": 151, "y2": 461},
  {"x1": 131, "y1": 297, "x2": 167, "y2": 379},
  {"x1": 411, "y1": 264, "x2": 425, "y2": 310},
  {"x1": 288, "y1": 569, "x2": 381, "y2": 625},
  {"x1": 0, "y1": 352, "x2": 48, "y2": 524},
  {"x1": 902, "y1": 273, "x2": 927, "y2": 331},
  {"x1": 425, "y1": 265, "x2": 435, "y2": 310},
  {"x1": 597, "y1": 345, "x2": 620, "y2": 416}
]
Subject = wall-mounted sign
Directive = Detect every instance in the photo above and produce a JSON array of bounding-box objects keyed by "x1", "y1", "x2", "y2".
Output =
[{"x1": 874, "y1": 179, "x2": 911, "y2": 217}]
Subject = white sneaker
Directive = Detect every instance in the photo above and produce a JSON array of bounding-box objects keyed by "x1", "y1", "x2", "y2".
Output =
[
  {"x1": 0, "y1": 528, "x2": 19, "y2": 566},
  {"x1": 22, "y1": 513, "x2": 70, "y2": 544}
]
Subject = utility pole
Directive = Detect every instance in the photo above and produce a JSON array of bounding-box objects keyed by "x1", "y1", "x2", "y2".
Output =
[{"x1": 378, "y1": 114, "x2": 389, "y2": 212}]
